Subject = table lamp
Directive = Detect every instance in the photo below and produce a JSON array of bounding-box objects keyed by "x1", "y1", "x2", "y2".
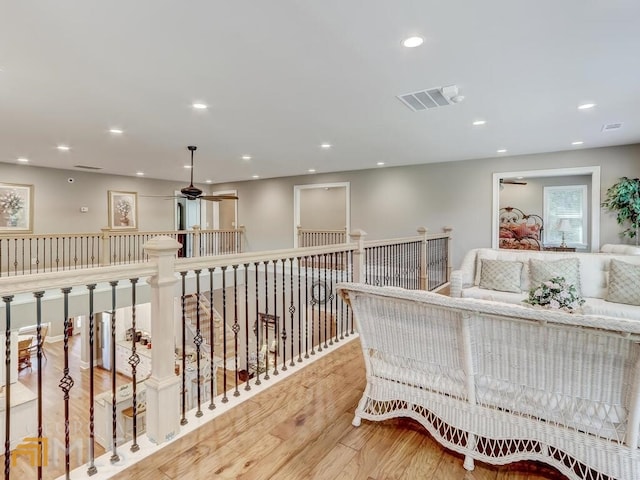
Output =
[{"x1": 558, "y1": 219, "x2": 572, "y2": 248}]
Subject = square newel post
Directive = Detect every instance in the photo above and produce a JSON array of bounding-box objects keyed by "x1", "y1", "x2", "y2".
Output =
[
  {"x1": 100, "y1": 228, "x2": 111, "y2": 266},
  {"x1": 444, "y1": 226, "x2": 453, "y2": 283},
  {"x1": 349, "y1": 229, "x2": 367, "y2": 284},
  {"x1": 143, "y1": 235, "x2": 182, "y2": 445},
  {"x1": 417, "y1": 227, "x2": 429, "y2": 291},
  {"x1": 192, "y1": 225, "x2": 201, "y2": 257},
  {"x1": 296, "y1": 225, "x2": 302, "y2": 248}
]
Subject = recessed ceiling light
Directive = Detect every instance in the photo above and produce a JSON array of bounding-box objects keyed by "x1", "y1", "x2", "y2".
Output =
[
  {"x1": 572, "y1": 141, "x2": 584, "y2": 146},
  {"x1": 472, "y1": 120, "x2": 486, "y2": 126},
  {"x1": 402, "y1": 36, "x2": 424, "y2": 48},
  {"x1": 497, "y1": 149, "x2": 507, "y2": 153},
  {"x1": 109, "y1": 128, "x2": 123, "y2": 134},
  {"x1": 17, "y1": 157, "x2": 29, "y2": 163},
  {"x1": 308, "y1": 169, "x2": 316, "y2": 173},
  {"x1": 57, "y1": 144, "x2": 70, "y2": 151},
  {"x1": 252, "y1": 175, "x2": 260, "y2": 179},
  {"x1": 578, "y1": 103, "x2": 596, "y2": 110},
  {"x1": 241, "y1": 155, "x2": 252, "y2": 160},
  {"x1": 377, "y1": 162, "x2": 385, "y2": 166},
  {"x1": 136, "y1": 171, "x2": 144, "y2": 176},
  {"x1": 192, "y1": 102, "x2": 208, "y2": 110},
  {"x1": 205, "y1": 179, "x2": 213, "y2": 184},
  {"x1": 184, "y1": 164, "x2": 192, "y2": 169},
  {"x1": 320, "y1": 143, "x2": 332, "y2": 149},
  {"x1": 516, "y1": 176, "x2": 524, "y2": 180}
]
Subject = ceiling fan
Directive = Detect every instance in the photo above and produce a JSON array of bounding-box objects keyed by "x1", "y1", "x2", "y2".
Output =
[
  {"x1": 177, "y1": 145, "x2": 238, "y2": 202},
  {"x1": 500, "y1": 178, "x2": 527, "y2": 185}
]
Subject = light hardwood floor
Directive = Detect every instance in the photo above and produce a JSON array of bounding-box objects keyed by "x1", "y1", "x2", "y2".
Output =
[
  {"x1": 116, "y1": 339, "x2": 567, "y2": 480},
  {"x1": 9, "y1": 330, "x2": 567, "y2": 480},
  {"x1": 9, "y1": 334, "x2": 131, "y2": 479}
]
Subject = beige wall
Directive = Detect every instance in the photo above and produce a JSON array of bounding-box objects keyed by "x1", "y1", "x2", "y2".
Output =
[
  {"x1": 2, "y1": 144, "x2": 639, "y2": 267},
  {"x1": 0, "y1": 163, "x2": 208, "y2": 233},
  {"x1": 499, "y1": 175, "x2": 592, "y2": 217},
  {"x1": 299, "y1": 187, "x2": 347, "y2": 230},
  {"x1": 215, "y1": 144, "x2": 640, "y2": 266}
]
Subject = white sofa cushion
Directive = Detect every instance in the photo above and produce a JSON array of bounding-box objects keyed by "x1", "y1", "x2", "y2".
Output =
[
  {"x1": 606, "y1": 259, "x2": 640, "y2": 306},
  {"x1": 478, "y1": 259, "x2": 523, "y2": 293},
  {"x1": 474, "y1": 249, "x2": 531, "y2": 291},
  {"x1": 461, "y1": 286, "x2": 525, "y2": 304},
  {"x1": 583, "y1": 298, "x2": 640, "y2": 320},
  {"x1": 579, "y1": 254, "x2": 610, "y2": 298},
  {"x1": 529, "y1": 257, "x2": 581, "y2": 296}
]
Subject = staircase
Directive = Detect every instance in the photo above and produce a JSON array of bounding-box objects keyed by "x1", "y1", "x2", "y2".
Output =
[{"x1": 182, "y1": 292, "x2": 239, "y2": 362}]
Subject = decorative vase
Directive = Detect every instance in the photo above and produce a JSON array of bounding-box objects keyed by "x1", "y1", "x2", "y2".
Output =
[
  {"x1": 4, "y1": 213, "x2": 18, "y2": 227},
  {"x1": 120, "y1": 216, "x2": 129, "y2": 226}
]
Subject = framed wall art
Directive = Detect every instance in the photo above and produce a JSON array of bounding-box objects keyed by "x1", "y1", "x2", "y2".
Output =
[
  {"x1": 108, "y1": 190, "x2": 138, "y2": 230},
  {"x1": 0, "y1": 183, "x2": 33, "y2": 234}
]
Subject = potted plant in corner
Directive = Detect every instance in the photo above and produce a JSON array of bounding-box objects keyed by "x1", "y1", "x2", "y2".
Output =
[{"x1": 602, "y1": 176, "x2": 640, "y2": 245}]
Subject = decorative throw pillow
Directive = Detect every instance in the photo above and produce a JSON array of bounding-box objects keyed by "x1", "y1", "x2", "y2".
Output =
[
  {"x1": 529, "y1": 258, "x2": 581, "y2": 296},
  {"x1": 606, "y1": 259, "x2": 640, "y2": 306},
  {"x1": 479, "y1": 259, "x2": 523, "y2": 293}
]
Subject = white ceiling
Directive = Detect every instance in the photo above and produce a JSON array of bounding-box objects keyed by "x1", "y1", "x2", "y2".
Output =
[{"x1": 1, "y1": 1, "x2": 639, "y2": 184}]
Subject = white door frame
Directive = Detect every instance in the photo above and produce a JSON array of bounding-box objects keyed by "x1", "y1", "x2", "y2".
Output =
[
  {"x1": 491, "y1": 166, "x2": 601, "y2": 251},
  {"x1": 211, "y1": 189, "x2": 238, "y2": 229},
  {"x1": 293, "y1": 182, "x2": 350, "y2": 248}
]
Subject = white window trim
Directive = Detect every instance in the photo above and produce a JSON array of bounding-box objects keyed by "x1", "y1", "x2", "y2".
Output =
[{"x1": 543, "y1": 184, "x2": 588, "y2": 248}]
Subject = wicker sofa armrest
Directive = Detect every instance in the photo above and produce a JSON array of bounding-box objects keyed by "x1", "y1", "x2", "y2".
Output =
[{"x1": 449, "y1": 270, "x2": 464, "y2": 297}]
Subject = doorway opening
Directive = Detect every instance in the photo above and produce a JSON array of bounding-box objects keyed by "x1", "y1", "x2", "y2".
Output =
[
  {"x1": 492, "y1": 166, "x2": 601, "y2": 251},
  {"x1": 293, "y1": 182, "x2": 350, "y2": 248}
]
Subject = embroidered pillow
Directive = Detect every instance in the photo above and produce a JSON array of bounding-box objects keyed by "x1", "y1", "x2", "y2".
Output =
[
  {"x1": 529, "y1": 257, "x2": 581, "y2": 296},
  {"x1": 479, "y1": 259, "x2": 523, "y2": 293},
  {"x1": 606, "y1": 259, "x2": 640, "y2": 306}
]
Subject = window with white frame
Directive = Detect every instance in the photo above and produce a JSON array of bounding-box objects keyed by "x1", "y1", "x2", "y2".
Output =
[{"x1": 543, "y1": 185, "x2": 588, "y2": 248}]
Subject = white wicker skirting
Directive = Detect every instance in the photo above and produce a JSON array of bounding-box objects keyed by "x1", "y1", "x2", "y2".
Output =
[{"x1": 339, "y1": 283, "x2": 640, "y2": 480}]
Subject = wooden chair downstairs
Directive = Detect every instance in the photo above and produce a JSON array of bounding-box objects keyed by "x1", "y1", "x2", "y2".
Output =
[
  {"x1": 28, "y1": 325, "x2": 48, "y2": 360},
  {"x1": 18, "y1": 338, "x2": 33, "y2": 371}
]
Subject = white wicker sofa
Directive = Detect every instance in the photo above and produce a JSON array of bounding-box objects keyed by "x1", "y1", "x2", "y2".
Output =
[
  {"x1": 450, "y1": 248, "x2": 640, "y2": 320},
  {"x1": 338, "y1": 282, "x2": 640, "y2": 480}
]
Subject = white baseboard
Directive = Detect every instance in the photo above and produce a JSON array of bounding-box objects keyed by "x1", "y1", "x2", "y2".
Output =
[{"x1": 47, "y1": 332, "x2": 80, "y2": 343}]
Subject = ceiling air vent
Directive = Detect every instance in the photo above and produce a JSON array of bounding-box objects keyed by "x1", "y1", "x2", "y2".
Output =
[
  {"x1": 601, "y1": 123, "x2": 623, "y2": 132},
  {"x1": 74, "y1": 165, "x2": 103, "y2": 170},
  {"x1": 397, "y1": 85, "x2": 459, "y2": 112}
]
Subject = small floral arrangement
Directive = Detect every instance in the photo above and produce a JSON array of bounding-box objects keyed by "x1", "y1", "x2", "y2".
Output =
[
  {"x1": 524, "y1": 276, "x2": 585, "y2": 312},
  {"x1": 116, "y1": 199, "x2": 131, "y2": 218},
  {"x1": 0, "y1": 190, "x2": 24, "y2": 215}
]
